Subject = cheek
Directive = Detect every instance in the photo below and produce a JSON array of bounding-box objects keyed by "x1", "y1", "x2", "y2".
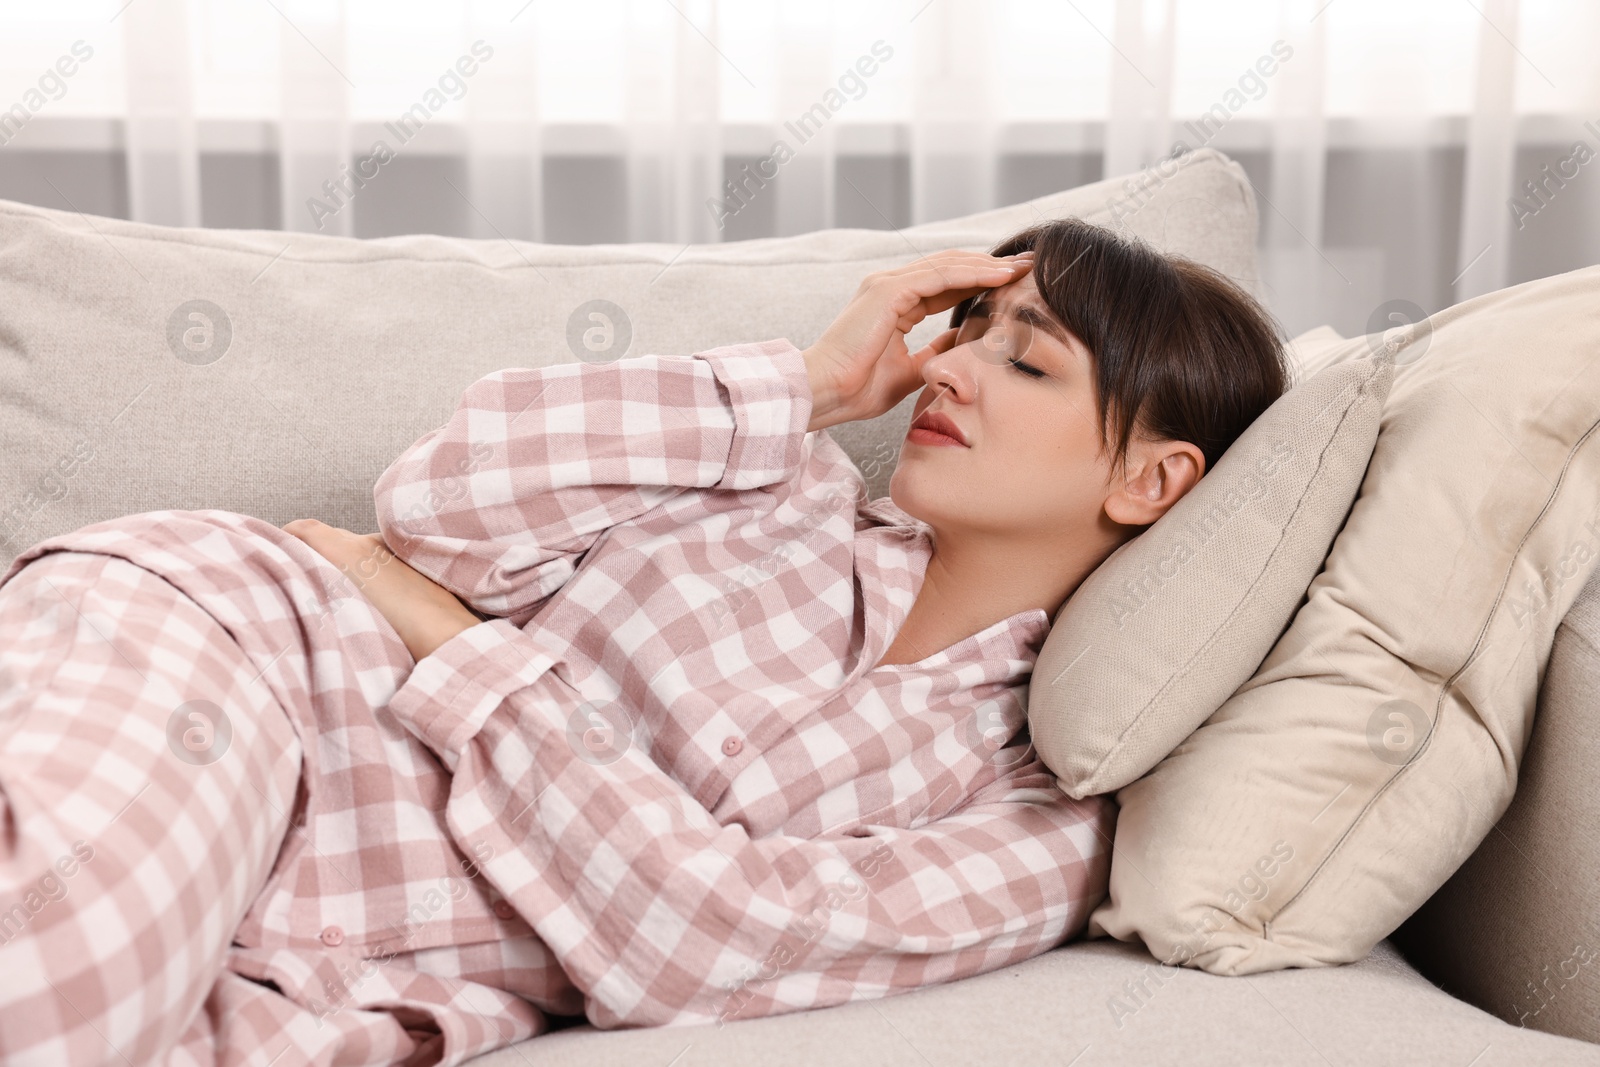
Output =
[
  {"x1": 1010, "y1": 385, "x2": 1081, "y2": 450},
  {"x1": 989, "y1": 395, "x2": 1107, "y2": 518},
  {"x1": 889, "y1": 382, "x2": 1107, "y2": 531}
]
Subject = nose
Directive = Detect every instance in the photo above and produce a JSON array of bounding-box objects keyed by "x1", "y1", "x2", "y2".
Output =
[{"x1": 919, "y1": 337, "x2": 981, "y2": 404}]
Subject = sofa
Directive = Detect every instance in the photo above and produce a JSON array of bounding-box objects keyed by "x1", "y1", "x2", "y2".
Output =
[{"x1": 0, "y1": 147, "x2": 1595, "y2": 1065}]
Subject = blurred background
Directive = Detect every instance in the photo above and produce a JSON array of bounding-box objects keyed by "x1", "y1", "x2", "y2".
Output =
[{"x1": 1, "y1": 0, "x2": 1597, "y2": 339}]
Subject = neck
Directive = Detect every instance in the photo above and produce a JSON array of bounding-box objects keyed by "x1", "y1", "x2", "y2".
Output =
[{"x1": 878, "y1": 522, "x2": 1119, "y2": 667}]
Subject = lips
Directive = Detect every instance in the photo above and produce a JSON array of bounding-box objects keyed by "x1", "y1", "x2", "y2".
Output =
[{"x1": 908, "y1": 408, "x2": 969, "y2": 447}]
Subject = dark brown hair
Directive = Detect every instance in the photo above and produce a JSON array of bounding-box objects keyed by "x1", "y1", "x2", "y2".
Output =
[{"x1": 950, "y1": 217, "x2": 1289, "y2": 479}]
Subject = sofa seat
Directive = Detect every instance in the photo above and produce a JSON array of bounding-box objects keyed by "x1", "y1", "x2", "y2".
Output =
[{"x1": 469, "y1": 939, "x2": 1600, "y2": 1066}]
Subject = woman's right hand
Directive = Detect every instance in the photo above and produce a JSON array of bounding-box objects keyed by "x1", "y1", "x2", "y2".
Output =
[{"x1": 801, "y1": 248, "x2": 1035, "y2": 432}]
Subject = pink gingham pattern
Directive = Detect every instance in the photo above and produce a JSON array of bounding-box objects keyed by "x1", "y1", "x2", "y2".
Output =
[
  {"x1": 372, "y1": 338, "x2": 1116, "y2": 1027},
  {"x1": 0, "y1": 337, "x2": 1114, "y2": 1062},
  {"x1": 0, "y1": 546, "x2": 566, "y2": 1065}
]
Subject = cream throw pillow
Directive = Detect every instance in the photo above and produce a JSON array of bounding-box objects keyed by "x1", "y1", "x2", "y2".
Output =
[
  {"x1": 1031, "y1": 351, "x2": 1394, "y2": 798},
  {"x1": 1089, "y1": 264, "x2": 1600, "y2": 974}
]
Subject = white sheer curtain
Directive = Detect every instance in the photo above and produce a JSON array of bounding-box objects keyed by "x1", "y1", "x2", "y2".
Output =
[
  {"x1": 771, "y1": 2, "x2": 837, "y2": 237},
  {"x1": 278, "y1": 0, "x2": 351, "y2": 237},
  {"x1": 908, "y1": 1, "x2": 997, "y2": 227},
  {"x1": 122, "y1": 0, "x2": 199, "y2": 227},
  {"x1": 1261, "y1": 0, "x2": 1329, "y2": 332},
  {"x1": 1457, "y1": 0, "x2": 1521, "y2": 301},
  {"x1": 465, "y1": 0, "x2": 541, "y2": 242},
  {"x1": 2, "y1": 0, "x2": 1597, "y2": 331},
  {"x1": 1103, "y1": 0, "x2": 1176, "y2": 182},
  {"x1": 625, "y1": 0, "x2": 723, "y2": 244}
]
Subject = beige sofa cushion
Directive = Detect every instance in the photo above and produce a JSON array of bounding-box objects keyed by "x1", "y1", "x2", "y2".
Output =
[
  {"x1": 0, "y1": 148, "x2": 1259, "y2": 571},
  {"x1": 1090, "y1": 264, "x2": 1600, "y2": 975},
  {"x1": 1032, "y1": 351, "x2": 1393, "y2": 798},
  {"x1": 1394, "y1": 567, "x2": 1600, "y2": 1044},
  {"x1": 462, "y1": 939, "x2": 1600, "y2": 1067}
]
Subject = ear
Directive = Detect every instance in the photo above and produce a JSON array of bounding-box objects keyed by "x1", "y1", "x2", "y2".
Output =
[{"x1": 1103, "y1": 439, "x2": 1206, "y2": 527}]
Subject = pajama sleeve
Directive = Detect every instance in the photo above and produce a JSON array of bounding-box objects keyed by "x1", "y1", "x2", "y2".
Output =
[
  {"x1": 385, "y1": 619, "x2": 1116, "y2": 1030},
  {"x1": 372, "y1": 339, "x2": 813, "y2": 620}
]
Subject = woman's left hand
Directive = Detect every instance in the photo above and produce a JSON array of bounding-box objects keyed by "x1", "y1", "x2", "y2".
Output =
[{"x1": 282, "y1": 519, "x2": 482, "y2": 662}]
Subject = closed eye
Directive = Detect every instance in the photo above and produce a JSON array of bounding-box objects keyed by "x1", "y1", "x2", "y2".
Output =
[{"x1": 958, "y1": 296, "x2": 1056, "y2": 376}]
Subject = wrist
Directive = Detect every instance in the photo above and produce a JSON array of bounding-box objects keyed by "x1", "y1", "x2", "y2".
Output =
[
  {"x1": 802, "y1": 347, "x2": 845, "y2": 432},
  {"x1": 406, "y1": 607, "x2": 482, "y2": 662}
]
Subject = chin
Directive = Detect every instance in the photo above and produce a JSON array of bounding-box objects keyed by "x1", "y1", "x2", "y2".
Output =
[
  {"x1": 886, "y1": 465, "x2": 912, "y2": 509},
  {"x1": 886, "y1": 464, "x2": 943, "y2": 523},
  {"x1": 890, "y1": 465, "x2": 1043, "y2": 537}
]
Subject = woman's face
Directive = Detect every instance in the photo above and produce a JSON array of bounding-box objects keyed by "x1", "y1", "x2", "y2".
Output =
[{"x1": 888, "y1": 269, "x2": 1133, "y2": 546}]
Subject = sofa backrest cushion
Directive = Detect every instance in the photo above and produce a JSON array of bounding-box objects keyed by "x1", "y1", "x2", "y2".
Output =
[{"x1": 0, "y1": 149, "x2": 1259, "y2": 569}]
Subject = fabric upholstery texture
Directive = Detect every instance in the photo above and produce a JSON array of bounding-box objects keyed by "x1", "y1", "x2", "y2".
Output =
[
  {"x1": 1090, "y1": 264, "x2": 1600, "y2": 976},
  {"x1": 464, "y1": 939, "x2": 1600, "y2": 1067},
  {"x1": 1394, "y1": 567, "x2": 1600, "y2": 1043},
  {"x1": 1032, "y1": 351, "x2": 1393, "y2": 799}
]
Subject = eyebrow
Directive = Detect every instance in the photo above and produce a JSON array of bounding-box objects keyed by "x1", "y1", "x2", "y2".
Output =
[{"x1": 968, "y1": 295, "x2": 1078, "y2": 355}]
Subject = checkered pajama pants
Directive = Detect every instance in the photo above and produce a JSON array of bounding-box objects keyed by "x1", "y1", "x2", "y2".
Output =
[{"x1": 0, "y1": 551, "x2": 543, "y2": 1066}]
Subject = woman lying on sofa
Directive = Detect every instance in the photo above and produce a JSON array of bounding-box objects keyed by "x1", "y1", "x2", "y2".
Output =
[{"x1": 0, "y1": 218, "x2": 1287, "y2": 1065}]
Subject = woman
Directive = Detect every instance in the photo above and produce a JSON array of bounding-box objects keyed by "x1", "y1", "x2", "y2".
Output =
[{"x1": 0, "y1": 218, "x2": 1286, "y2": 1065}]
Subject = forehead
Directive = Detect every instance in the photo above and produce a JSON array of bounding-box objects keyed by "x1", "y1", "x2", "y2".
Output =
[
  {"x1": 970, "y1": 271, "x2": 1087, "y2": 360},
  {"x1": 975, "y1": 269, "x2": 1041, "y2": 306}
]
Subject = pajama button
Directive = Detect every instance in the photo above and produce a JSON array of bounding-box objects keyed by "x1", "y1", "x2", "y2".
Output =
[
  {"x1": 320, "y1": 926, "x2": 344, "y2": 947},
  {"x1": 493, "y1": 900, "x2": 516, "y2": 920},
  {"x1": 721, "y1": 736, "x2": 743, "y2": 756}
]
